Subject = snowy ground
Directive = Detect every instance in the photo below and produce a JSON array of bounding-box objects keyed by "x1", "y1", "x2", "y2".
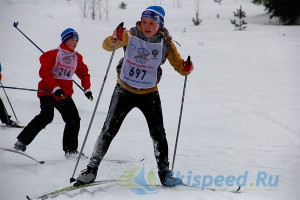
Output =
[{"x1": 0, "y1": 0, "x2": 299, "y2": 200}]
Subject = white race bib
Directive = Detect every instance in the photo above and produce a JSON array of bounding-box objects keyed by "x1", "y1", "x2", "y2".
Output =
[
  {"x1": 51, "y1": 48, "x2": 77, "y2": 80},
  {"x1": 120, "y1": 35, "x2": 163, "y2": 89}
]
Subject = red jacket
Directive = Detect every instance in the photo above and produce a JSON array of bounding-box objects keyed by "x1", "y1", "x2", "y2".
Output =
[{"x1": 37, "y1": 43, "x2": 91, "y2": 100}]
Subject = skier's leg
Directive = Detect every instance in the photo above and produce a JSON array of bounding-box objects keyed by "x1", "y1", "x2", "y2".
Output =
[
  {"x1": 76, "y1": 85, "x2": 134, "y2": 185},
  {"x1": 88, "y1": 84, "x2": 133, "y2": 168},
  {"x1": 138, "y1": 91, "x2": 170, "y2": 172},
  {"x1": 16, "y1": 96, "x2": 55, "y2": 146},
  {"x1": 55, "y1": 97, "x2": 81, "y2": 153},
  {"x1": 139, "y1": 92, "x2": 182, "y2": 186},
  {"x1": 0, "y1": 97, "x2": 10, "y2": 124}
]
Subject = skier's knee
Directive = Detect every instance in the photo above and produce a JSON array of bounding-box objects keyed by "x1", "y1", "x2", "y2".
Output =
[
  {"x1": 150, "y1": 126, "x2": 166, "y2": 141},
  {"x1": 41, "y1": 114, "x2": 54, "y2": 124},
  {"x1": 100, "y1": 129, "x2": 116, "y2": 141},
  {"x1": 65, "y1": 115, "x2": 81, "y2": 125}
]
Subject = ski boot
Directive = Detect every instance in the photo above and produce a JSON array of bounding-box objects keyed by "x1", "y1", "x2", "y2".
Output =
[
  {"x1": 74, "y1": 166, "x2": 98, "y2": 186},
  {"x1": 65, "y1": 151, "x2": 88, "y2": 160},
  {"x1": 14, "y1": 140, "x2": 26, "y2": 152},
  {"x1": 159, "y1": 170, "x2": 183, "y2": 187}
]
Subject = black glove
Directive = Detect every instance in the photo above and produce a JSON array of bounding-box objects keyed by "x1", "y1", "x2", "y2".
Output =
[
  {"x1": 85, "y1": 89, "x2": 93, "y2": 101},
  {"x1": 53, "y1": 87, "x2": 65, "y2": 97}
]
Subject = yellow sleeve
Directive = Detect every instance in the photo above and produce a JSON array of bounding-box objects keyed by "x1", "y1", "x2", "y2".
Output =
[
  {"x1": 167, "y1": 42, "x2": 186, "y2": 76},
  {"x1": 102, "y1": 31, "x2": 130, "y2": 51}
]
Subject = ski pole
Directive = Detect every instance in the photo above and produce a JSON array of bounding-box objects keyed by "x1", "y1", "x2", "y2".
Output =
[
  {"x1": 171, "y1": 56, "x2": 190, "y2": 171},
  {"x1": 13, "y1": 22, "x2": 84, "y2": 92},
  {"x1": 0, "y1": 85, "x2": 51, "y2": 93},
  {"x1": 70, "y1": 22, "x2": 124, "y2": 183},
  {"x1": 0, "y1": 81, "x2": 20, "y2": 123},
  {"x1": 0, "y1": 63, "x2": 20, "y2": 123}
]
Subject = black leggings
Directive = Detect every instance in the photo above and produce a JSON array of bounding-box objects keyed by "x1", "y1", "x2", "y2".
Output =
[
  {"x1": 0, "y1": 97, "x2": 10, "y2": 124},
  {"x1": 89, "y1": 84, "x2": 169, "y2": 172},
  {"x1": 17, "y1": 96, "x2": 81, "y2": 152}
]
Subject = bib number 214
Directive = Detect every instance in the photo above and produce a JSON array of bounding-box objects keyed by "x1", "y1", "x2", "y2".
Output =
[{"x1": 59, "y1": 68, "x2": 71, "y2": 78}]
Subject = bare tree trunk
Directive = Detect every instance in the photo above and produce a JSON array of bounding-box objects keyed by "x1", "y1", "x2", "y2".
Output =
[
  {"x1": 98, "y1": 0, "x2": 103, "y2": 20},
  {"x1": 177, "y1": 0, "x2": 182, "y2": 8},
  {"x1": 103, "y1": 0, "x2": 110, "y2": 21},
  {"x1": 77, "y1": 0, "x2": 90, "y2": 18},
  {"x1": 90, "y1": 0, "x2": 98, "y2": 20}
]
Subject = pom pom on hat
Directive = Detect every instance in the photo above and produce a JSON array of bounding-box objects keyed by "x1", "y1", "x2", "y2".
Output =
[
  {"x1": 141, "y1": 6, "x2": 165, "y2": 27},
  {"x1": 61, "y1": 28, "x2": 79, "y2": 43}
]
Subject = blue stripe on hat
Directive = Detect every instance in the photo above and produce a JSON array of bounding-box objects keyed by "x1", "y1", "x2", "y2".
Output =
[
  {"x1": 141, "y1": 6, "x2": 165, "y2": 27},
  {"x1": 61, "y1": 28, "x2": 79, "y2": 43}
]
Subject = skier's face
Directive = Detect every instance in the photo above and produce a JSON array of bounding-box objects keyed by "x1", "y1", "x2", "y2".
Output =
[
  {"x1": 141, "y1": 17, "x2": 159, "y2": 38},
  {"x1": 65, "y1": 37, "x2": 78, "y2": 51}
]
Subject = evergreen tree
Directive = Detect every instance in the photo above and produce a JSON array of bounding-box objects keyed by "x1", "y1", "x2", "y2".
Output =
[
  {"x1": 119, "y1": 2, "x2": 127, "y2": 9},
  {"x1": 214, "y1": 0, "x2": 222, "y2": 5},
  {"x1": 231, "y1": 6, "x2": 247, "y2": 31},
  {"x1": 193, "y1": 12, "x2": 202, "y2": 26},
  {"x1": 252, "y1": 0, "x2": 300, "y2": 25}
]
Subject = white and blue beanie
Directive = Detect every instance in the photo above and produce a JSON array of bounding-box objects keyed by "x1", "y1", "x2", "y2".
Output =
[
  {"x1": 61, "y1": 28, "x2": 79, "y2": 43},
  {"x1": 141, "y1": 6, "x2": 165, "y2": 27}
]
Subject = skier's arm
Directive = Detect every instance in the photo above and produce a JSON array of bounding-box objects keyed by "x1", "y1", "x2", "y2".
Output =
[
  {"x1": 102, "y1": 30, "x2": 129, "y2": 51},
  {"x1": 75, "y1": 54, "x2": 91, "y2": 90},
  {"x1": 39, "y1": 50, "x2": 60, "y2": 90},
  {"x1": 167, "y1": 42, "x2": 186, "y2": 76}
]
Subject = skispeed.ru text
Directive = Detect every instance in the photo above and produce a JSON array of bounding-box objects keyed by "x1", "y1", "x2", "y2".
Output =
[{"x1": 174, "y1": 170, "x2": 279, "y2": 190}]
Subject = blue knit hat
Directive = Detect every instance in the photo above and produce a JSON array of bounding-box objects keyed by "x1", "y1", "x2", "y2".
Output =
[
  {"x1": 61, "y1": 28, "x2": 79, "y2": 43},
  {"x1": 141, "y1": 6, "x2": 165, "y2": 27}
]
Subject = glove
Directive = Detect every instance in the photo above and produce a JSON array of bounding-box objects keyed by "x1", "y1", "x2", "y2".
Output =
[
  {"x1": 84, "y1": 89, "x2": 93, "y2": 101},
  {"x1": 111, "y1": 22, "x2": 126, "y2": 42},
  {"x1": 52, "y1": 87, "x2": 65, "y2": 97},
  {"x1": 183, "y1": 58, "x2": 194, "y2": 75},
  {"x1": 0, "y1": 72, "x2": 2, "y2": 81}
]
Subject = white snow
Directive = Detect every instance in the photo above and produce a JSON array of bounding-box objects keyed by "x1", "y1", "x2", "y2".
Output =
[{"x1": 0, "y1": 0, "x2": 299, "y2": 200}]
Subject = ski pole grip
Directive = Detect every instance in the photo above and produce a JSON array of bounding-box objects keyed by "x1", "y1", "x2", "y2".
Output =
[
  {"x1": 13, "y1": 22, "x2": 19, "y2": 28},
  {"x1": 112, "y1": 22, "x2": 124, "y2": 42},
  {"x1": 117, "y1": 22, "x2": 124, "y2": 29},
  {"x1": 187, "y1": 55, "x2": 191, "y2": 65},
  {"x1": 186, "y1": 56, "x2": 191, "y2": 65}
]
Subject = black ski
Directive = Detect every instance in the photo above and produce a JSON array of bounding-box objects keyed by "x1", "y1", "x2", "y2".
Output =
[
  {"x1": 0, "y1": 124, "x2": 25, "y2": 128},
  {"x1": 0, "y1": 146, "x2": 44, "y2": 164}
]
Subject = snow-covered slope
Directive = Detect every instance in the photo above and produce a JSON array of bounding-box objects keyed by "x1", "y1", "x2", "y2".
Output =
[{"x1": 0, "y1": 0, "x2": 299, "y2": 200}]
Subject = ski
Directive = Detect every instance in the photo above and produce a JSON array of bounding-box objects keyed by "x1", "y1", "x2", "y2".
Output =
[
  {"x1": 0, "y1": 124, "x2": 25, "y2": 128},
  {"x1": 26, "y1": 180, "x2": 240, "y2": 199},
  {"x1": 180, "y1": 183, "x2": 241, "y2": 193},
  {"x1": 206, "y1": 185, "x2": 241, "y2": 193},
  {"x1": 26, "y1": 179, "x2": 117, "y2": 200},
  {"x1": 103, "y1": 158, "x2": 144, "y2": 164},
  {"x1": 147, "y1": 183, "x2": 241, "y2": 193},
  {"x1": 0, "y1": 147, "x2": 45, "y2": 164}
]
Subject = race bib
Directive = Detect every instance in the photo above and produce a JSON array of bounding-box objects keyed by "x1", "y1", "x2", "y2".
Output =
[
  {"x1": 51, "y1": 48, "x2": 77, "y2": 80},
  {"x1": 120, "y1": 35, "x2": 163, "y2": 89}
]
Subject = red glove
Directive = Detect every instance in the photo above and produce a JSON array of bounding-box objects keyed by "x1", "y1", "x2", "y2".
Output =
[
  {"x1": 183, "y1": 59, "x2": 194, "y2": 74},
  {"x1": 111, "y1": 27, "x2": 126, "y2": 42},
  {"x1": 0, "y1": 72, "x2": 2, "y2": 81}
]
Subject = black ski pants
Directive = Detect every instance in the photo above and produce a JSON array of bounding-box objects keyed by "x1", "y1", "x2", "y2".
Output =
[
  {"x1": 17, "y1": 96, "x2": 81, "y2": 152},
  {"x1": 88, "y1": 84, "x2": 170, "y2": 172},
  {"x1": 0, "y1": 97, "x2": 10, "y2": 124}
]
